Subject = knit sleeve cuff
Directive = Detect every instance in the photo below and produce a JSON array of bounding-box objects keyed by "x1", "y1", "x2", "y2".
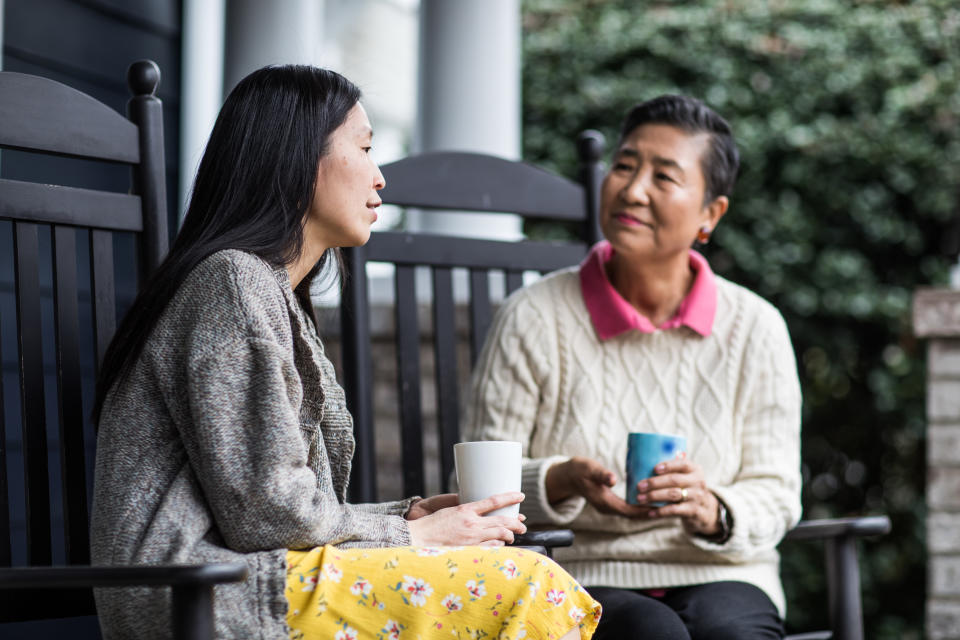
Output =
[
  {"x1": 354, "y1": 496, "x2": 421, "y2": 517},
  {"x1": 520, "y1": 455, "x2": 586, "y2": 526},
  {"x1": 385, "y1": 514, "x2": 413, "y2": 546},
  {"x1": 337, "y1": 514, "x2": 412, "y2": 549}
]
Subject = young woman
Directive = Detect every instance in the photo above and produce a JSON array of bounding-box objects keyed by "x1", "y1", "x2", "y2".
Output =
[{"x1": 90, "y1": 65, "x2": 600, "y2": 640}]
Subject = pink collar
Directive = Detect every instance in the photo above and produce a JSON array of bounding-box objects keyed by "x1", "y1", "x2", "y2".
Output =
[{"x1": 579, "y1": 241, "x2": 717, "y2": 340}]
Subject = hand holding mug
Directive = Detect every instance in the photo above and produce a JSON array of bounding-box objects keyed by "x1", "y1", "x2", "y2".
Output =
[
  {"x1": 406, "y1": 492, "x2": 527, "y2": 547},
  {"x1": 545, "y1": 456, "x2": 647, "y2": 517},
  {"x1": 633, "y1": 456, "x2": 724, "y2": 537},
  {"x1": 625, "y1": 432, "x2": 686, "y2": 506}
]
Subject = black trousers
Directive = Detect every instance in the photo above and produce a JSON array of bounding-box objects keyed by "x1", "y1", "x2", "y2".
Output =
[{"x1": 586, "y1": 581, "x2": 785, "y2": 640}]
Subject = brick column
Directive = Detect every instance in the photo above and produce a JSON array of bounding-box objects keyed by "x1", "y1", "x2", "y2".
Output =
[{"x1": 914, "y1": 289, "x2": 960, "y2": 639}]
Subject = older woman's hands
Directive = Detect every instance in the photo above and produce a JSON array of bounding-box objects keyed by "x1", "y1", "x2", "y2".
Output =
[
  {"x1": 634, "y1": 456, "x2": 723, "y2": 537},
  {"x1": 547, "y1": 456, "x2": 725, "y2": 537},
  {"x1": 546, "y1": 456, "x2": 648, "y2": 517},
  {"x1": 406, "y1": 492, "x2": 527, "y2": 547}
]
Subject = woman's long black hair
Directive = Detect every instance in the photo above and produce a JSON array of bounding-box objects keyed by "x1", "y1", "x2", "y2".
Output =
[{"x1": 92, "y1": 65, "x2": 361, "y2": 424}]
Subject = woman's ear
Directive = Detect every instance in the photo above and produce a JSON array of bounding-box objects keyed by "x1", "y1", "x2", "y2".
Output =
[{"x1": 704, "y1": 195, "x2": 729, "y2": 229}]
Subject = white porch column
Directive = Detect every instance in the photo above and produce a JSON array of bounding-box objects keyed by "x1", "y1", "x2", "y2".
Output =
[
  {"x1": 179, "y1": 0, "x2": 225, "y2": 223},
  {"x1": 183, "y1": 0, "x2": 323, "y2": 220},
  {"x1": 413, "y1": 0, "x2": 523, "y2": 240},
  {"x1": 223, "y1": 0, "x2": 325, "y2": 95}
]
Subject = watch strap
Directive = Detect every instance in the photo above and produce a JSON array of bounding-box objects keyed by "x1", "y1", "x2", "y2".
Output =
[{"x1": 698, "y1": 497, "x2": 733, "y2": 544}]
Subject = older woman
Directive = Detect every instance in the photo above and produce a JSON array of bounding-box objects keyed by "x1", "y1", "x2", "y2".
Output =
[{"x1": 464, "y1": 95, "x2": 801, "y2": 639}]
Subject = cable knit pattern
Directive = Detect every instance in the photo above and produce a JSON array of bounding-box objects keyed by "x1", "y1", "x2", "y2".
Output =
[
  {"x1": 91, "y1": 250, "x2": 415, "y2": 639},
  {"x1": 463, "y1": 266, "x2": 802, "y2": 615}
]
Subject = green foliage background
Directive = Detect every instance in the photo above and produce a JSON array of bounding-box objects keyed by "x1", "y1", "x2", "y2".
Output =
[{"x1": 520, "y1": 1, "x2": 960, "y2": 636}]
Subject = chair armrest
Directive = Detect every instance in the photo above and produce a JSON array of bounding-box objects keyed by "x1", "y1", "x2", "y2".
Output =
[
  {"x1": 781, "y1": 515, "x2": 890, "y2": 640},
  {"x1": 0, "y1": 563, "x2": 248, "y2": 589},
  {"x1": 0, "y1": 564, "x2": 248, "y2": 640},
  {"x1": 512, "y1": 529, "x2": 575, "y2": 550},
  {"x1": 783, "y1": 516, "x2": 891, "y2": 542}
]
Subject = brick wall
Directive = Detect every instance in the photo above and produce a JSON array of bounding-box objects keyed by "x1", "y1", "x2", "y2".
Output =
[
  {"x1": 914, "y1": 289, "x2": 960, "y2": 640},
  {"x1": 316, "y1": 303, "x2": 478, "y2": 502}
]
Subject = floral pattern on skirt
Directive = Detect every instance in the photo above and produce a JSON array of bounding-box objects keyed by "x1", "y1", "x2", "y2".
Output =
[{"x1": 285, "y1": 545, "x2": 601, "y2": 639}]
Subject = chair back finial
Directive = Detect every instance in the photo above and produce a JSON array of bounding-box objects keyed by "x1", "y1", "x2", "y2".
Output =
[
  {"x1": 127, "y1": 60, "x2": 161, "y2": 98},
  {"x1": 577, "y1": 129, "x2": 605, "y2": 163},
  {"x1": 126, "y1": 59, "x2": 169, "y2": 277},
  {"x1": 577, "y1": 129, "x2": 606, "y2": 246}
]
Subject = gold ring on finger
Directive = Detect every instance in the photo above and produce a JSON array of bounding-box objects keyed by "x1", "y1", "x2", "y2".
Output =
[{"x1": 680, "y1": 487, "x2": 689, "y2": 502}]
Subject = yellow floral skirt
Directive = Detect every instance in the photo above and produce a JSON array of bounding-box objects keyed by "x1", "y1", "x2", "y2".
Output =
[{"x1": 285, "y1": 545, "x2": 601, "y2": 639}]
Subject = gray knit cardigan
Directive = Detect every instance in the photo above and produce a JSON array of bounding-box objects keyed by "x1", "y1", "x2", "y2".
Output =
[{"x1": 91, "y1": 250, "x2": 415, "y2": 639}]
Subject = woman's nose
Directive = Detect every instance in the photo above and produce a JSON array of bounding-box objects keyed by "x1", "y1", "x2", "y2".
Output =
[
  {"x1": 621, "y1": 172, "x2": 649, "y2": 204},
  {"x1": 373, "y1": 165, "x2": 386, "y2": 191}
]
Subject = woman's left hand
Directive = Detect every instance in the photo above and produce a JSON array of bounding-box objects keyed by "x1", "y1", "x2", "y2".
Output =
[
  {"x1": 405, "y1": 494, "x2": 460, "y2": 520},
  {"x1": 633, "y1": 456, "x2": 722, "y2": 537}
]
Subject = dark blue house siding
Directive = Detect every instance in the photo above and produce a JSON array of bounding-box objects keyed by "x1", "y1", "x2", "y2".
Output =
[{"x1": 1, "y1": 1, "x2": 181, "y2": 636}]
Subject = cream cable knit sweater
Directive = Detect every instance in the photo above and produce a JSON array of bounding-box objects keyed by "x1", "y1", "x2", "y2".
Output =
[{"x1": 463, "y1": 266, "x2": 802, "y2": 615}]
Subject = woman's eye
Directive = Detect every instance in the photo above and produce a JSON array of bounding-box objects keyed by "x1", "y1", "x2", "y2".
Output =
[
  {"x1": 613, "y1": 162, "x2": 633, "y2": 171},
  {"x1": 363, "y1": 146, "x2": 372, "y2": 154},
  {"x1": 656, "y1": 172, "x2": 675, "y2": 183}
]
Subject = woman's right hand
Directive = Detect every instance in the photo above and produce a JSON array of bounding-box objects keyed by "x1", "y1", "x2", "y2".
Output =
[
  {"x1": 406, "y1": 492, "x2": 527, "y2": 547},
  {"x1": 546, "y1": 456, "x2": 648, "y2": 517}
]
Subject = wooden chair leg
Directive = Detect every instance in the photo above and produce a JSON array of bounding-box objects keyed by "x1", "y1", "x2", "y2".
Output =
[
  {"x1": 171, "y1": 583, "x2": 215, "y2": 640},
  {"x1": 826, "y1": 535, "x2": 863, "y2": 640}
]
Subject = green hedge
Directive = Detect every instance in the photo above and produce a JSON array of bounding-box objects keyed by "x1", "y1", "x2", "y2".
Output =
[{"x1": 521, "y1": 1, "x2": 960, "y2": 636}]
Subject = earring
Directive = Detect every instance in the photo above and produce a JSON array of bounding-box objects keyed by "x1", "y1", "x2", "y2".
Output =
[{"x1": 696, "y1": 225, "x2": 711, "y2": 244}]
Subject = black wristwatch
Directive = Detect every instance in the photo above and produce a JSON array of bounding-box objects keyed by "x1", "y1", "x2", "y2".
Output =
[{"x1": 700, "y1": 498, "x2": 733, "y2": 544}]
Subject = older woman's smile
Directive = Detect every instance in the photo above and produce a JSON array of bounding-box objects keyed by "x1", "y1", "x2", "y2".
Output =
[{"x1": 613, "y1": 212, "x2": 652, "y2": 228}]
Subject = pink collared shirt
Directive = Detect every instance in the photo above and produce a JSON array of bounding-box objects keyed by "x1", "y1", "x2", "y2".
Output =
[{"x1": 579, "y1": 241, "x2": 717, "y2": 339}]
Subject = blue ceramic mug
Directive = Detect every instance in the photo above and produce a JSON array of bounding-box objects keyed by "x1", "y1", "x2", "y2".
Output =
[{"x1": 625, "y1": 432, "x2": 687, "y2": 506}]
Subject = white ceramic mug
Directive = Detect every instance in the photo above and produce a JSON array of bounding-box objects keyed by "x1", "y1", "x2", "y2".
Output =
[{"x1": 453, "y1": 440, "x2": 522, "y2": 518}]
